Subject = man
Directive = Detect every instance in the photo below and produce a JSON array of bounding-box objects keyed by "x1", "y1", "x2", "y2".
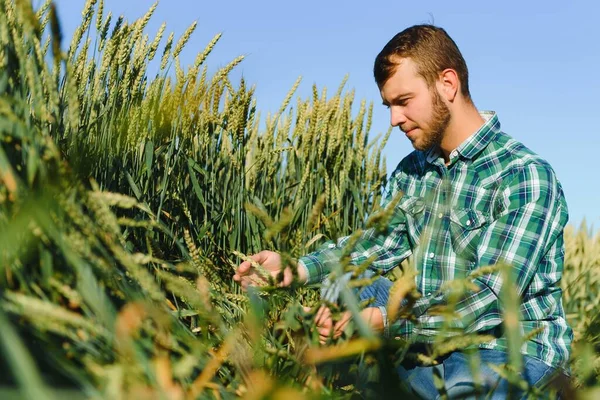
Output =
[{"x1": 234, "y1": 25, "x2": 572, "y2": 398}]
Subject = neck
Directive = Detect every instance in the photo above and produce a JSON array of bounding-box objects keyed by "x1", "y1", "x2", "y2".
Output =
[{"x1": 439, "y1": 102, "x2": 485, "y2": 163}]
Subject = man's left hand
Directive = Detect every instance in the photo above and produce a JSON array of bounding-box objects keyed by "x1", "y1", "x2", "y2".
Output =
[{"x1": 311, "y1": 306, "x2": 384, "y2": 345}]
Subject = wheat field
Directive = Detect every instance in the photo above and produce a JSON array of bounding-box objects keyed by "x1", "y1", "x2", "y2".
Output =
[{"x1": 0, "y1": 1, "x2": 598, "y2": 399}]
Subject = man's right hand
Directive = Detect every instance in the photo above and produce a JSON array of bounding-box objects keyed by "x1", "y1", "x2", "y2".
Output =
[{"x1": 233, "y1": 250, "x2": 307, "y2": 290}]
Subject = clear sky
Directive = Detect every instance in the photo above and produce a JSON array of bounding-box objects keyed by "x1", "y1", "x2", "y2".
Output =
[{"x1": 51, "y1": 0, "x2": 600, "y2": 231}]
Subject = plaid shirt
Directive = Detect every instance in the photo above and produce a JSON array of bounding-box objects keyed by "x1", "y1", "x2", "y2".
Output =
[{"x1": 299, "y1": 111, "x2": 572, "y2": 369}]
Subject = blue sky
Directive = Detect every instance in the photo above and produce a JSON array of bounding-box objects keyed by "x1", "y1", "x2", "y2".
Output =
[{"x1": 52, "y1": 0, "x2": 600, "y2": 231}]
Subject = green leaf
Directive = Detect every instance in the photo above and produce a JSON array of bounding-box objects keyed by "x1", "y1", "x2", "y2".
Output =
[
  {"x1": 125, "y1": 170, "x2": 142, "y2": 200},
  {"x1": 144, "y1": 139, "x2": 154, "y2": 175},
  {"x1": 187, "y1": 157, "x2": 206, "y2": 204},
  {"x1": 27, "y1": 146, "x2": 39, "y2": 186},
  {"x1": 0, "y1": 309, "x2": 55, "y2": 400}
]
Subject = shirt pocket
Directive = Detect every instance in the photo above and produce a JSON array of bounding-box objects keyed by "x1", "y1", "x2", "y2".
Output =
[
  {"x1": 449, "y1": 208, "x2": 490, "y2": 261},
  {"x1": 398, "y1": 196, "x2": 426, "y2": 247}
]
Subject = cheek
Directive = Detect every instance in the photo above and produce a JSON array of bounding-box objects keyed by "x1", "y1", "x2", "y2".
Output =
[
  {"x1": 403, "y1": 104, "x2": 423, "y2": 124},
  {"x1": 411, "y1": 99, "x2": 434, "y2": 125}
]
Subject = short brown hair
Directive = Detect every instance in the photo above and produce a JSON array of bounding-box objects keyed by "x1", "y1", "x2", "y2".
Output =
[{"x1": 374, "y1": 25, "x2": 471, "y2": 101}]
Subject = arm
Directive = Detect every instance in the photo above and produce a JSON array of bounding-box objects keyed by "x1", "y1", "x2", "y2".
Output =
[
  {"x1": 298, "y1": 171, "x2": 412, "y2": 285},
  {"x1": 389, "y1": 163, "x2": 568, "y2": 339}
]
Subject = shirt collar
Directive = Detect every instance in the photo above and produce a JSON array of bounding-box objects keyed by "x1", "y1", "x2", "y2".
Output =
[{"x1": 426, "y1": 111, "x2": 501, "y2": 164}]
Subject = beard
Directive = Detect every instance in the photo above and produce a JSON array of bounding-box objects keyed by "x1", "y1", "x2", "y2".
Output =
[{"x1": 412, "y1": 89, "x2": 451, "y2": 151}]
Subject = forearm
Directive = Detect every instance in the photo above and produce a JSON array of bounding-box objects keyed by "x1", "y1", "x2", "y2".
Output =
[
  {"x1": 299, "y1": 181, "x2": 410, "y2": 285},
  {"x1": 299, "y1": 226, "x2": 411, "y2": 285},
  {"x1": 361, "y1": 307, "x2": 386, "y2": 335}
]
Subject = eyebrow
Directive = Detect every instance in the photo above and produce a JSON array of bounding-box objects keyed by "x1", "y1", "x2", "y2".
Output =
[{"x1": 382, "y1": 93, "x2": 413, "y2": 106}]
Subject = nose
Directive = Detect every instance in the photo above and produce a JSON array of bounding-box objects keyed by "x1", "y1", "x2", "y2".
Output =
[{"x1": 390, "y1": 106, "x2": 407, "y2": 127}]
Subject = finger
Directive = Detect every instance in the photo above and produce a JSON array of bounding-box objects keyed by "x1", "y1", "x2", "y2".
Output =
[
  {"x1": 315, "y1": 306, "x2": 329, "y2": 325},
  {"x1": 251, "y1": 251, "x2": 269, "y2": 264},
  {"x1": 319, "y1": 328, "x2": 333, "y2": 344},
  {"x1": 338, "y1": 311, "x2": 352, "y2": 326},
  {"x1": 315, "y1": 306, "x2": 324, "y2": 324},
  {"x1": 236, "y1": 251, "x2": 270, "y2": 278},
  {"x1": 318, "y1": 327, "x2": 332, "y2": 337},
  {"x1": 333, "y1": 321, "x2": 346, "y2": 336},
  {"x1": 243, "y1": 275, "x2": 261, "y2": 288},
  {"x1": 333, "y1": 312, "x2": 352, "y2": 335},
  {"x1": 241, "y1": 277, "x2": 255, "y2": 290},
  {"x1": 279, "y1": 267, "x2": 293, "y2": 287},
  {"x1": 234, "y1": 260, "x2": 252, "y2": 279}
]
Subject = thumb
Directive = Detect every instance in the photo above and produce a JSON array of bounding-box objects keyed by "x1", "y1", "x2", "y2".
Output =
[
  {"x1": 234, "y1": 251, "x2": 266, "y2": 280},
  {"x1": 238, "y1": 251, "x2": 267, "y2": 272}
]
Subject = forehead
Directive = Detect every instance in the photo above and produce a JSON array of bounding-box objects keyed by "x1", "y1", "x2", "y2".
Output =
[{"x1": 379, "y1": 57, "x2": 428, "y2": 97}]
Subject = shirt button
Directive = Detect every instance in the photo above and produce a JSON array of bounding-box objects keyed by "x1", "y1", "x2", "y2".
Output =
[
  {"x1": 451, "y1": 150, "x2": 457, "y2": 157},
  {"x1": 394, "y1": 336, "x2": 401, "y2": 340},
  {"x1": 429, "y1": 252, "x2": 434, "y2": 259},
  {"x1": 427, "y1": 292, "x2": 431, "y2": 296},
  {"x1": 466, "y1": 220, "x2": 471, "y2": 226},
  {"x1": 438, "y1": 213, "x2": 443, "y2": 219}
]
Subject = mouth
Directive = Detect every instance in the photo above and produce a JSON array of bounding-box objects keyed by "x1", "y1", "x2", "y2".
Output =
[{"x1": 404, "y1": 128, "x2": 418, "y2": 139}]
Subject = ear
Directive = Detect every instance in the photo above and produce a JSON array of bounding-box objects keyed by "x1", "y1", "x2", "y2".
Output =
[{"x1": 437, "y1": 68, "x2": 459, "y2": 102}]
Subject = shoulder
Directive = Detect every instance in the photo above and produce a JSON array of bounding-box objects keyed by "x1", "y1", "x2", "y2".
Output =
[
  {"x1": 487, "y1": 132, "x2": 567, "y2": 214},
  {"x1": 485, "y1": 132, "x2": 560, "y2": 187}
]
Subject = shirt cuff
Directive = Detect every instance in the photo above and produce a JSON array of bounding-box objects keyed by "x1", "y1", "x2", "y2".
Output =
[
  {"x1": 297, "y1": 259, "x2": 310, "y2": 284},
  {"x1": 298, "y1": 242, "x2": 339, "y2": 285},
  {"x1": 378, "y1": 305, "x2": 389, "y2": 338}
]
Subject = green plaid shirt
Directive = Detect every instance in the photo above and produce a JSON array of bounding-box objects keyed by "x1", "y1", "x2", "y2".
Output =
[{"x1": 299, "y1": 111, "x2": 572, "y2": 369}]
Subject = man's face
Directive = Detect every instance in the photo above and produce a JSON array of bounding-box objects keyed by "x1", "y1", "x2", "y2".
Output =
[{"x1": 379, "y1": 58, "x2": 450, "y2": 151}]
